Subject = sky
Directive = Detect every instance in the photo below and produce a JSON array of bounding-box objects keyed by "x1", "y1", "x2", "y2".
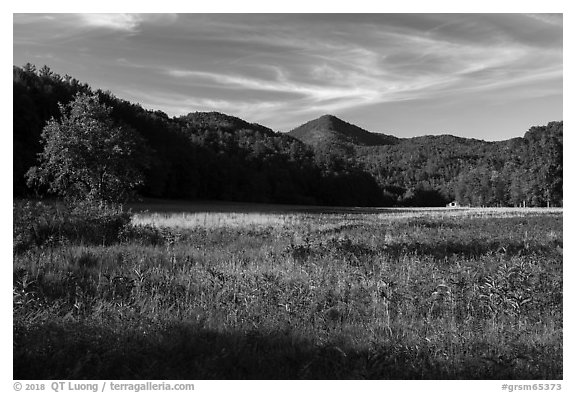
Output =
[{"x1": 13, "y1": 13, "x2": 563, "y2": 140}]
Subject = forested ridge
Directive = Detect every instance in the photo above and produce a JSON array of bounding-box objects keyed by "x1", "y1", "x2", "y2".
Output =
[
  {"x1": 289, "y1": 117, "x2": 562, "y2": 208},
  {"x1": 13, "y1": 64, "x2": 382, "y2": 206},
  {"x1": 352, "y1": 127, "x2": 562, "y2": 207},
  {"x1": 14, "y1": 64, "x2": 562, "y2": 207}
]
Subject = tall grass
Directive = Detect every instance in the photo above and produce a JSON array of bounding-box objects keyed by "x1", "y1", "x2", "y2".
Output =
[
  {"x1": 132, "y1": 211, "x2": 301, "y2": 229},
  {"x1": 13, "y1": 202, "x2": 562, "y2": 379},
  {"x1": 13, "y1": 200, "x2": 132, "y2": 253}
]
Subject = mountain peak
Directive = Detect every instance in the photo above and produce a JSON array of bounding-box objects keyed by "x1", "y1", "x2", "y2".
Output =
[
  {"x1": 179, "y1": 111, "x2": 275, "y2": 136},
  {"x1": 288, "y1": 115, "x2": 398, "y2": 147},
  {"x1": 317, "y1": 114, "x2": 338, "y2": 121},
  {"x1": 316, "y1": 114, "x2": 353, "y2": 125}
]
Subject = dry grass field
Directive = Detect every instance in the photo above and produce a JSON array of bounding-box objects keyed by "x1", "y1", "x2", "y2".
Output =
[{"x1": 13, "y1": 201, "x2": 562, "y2": 379}]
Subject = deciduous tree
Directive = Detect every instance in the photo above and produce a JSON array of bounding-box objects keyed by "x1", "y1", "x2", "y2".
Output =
[{"x1": 26, "y1": 93, "x2": 148, "y2": 202}]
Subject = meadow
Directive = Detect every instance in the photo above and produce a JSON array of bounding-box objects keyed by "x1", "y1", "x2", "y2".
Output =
[{"x1": 13, "y1": 201, "x2": 562, "y2": 379}]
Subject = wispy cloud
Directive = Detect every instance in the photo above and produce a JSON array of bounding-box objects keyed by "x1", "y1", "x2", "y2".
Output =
[
  {"x1": 523, "y1": 13, "x2": 562, "y2": 26},
  {"x1": 136, "y1": 14, "x2": 561, "y2": 124},
  {"x1": 162, "y1": 27, "x2": 561, "y2": 118},
  {"x1": 164, "y1": 68, "x2": 378, "y2": 103},
  {"x1": 77, "y1": 13, "x2": 178, "y2": 32},
  {"x1": 119, "y1": 88, "x2": 287, "y2": 122},
  {"x1": 14, "y1": 13, "x2": 562, "y2": 137},
  {"x1": 77, "y1": 14, "x2": 143, "y2": 31}
]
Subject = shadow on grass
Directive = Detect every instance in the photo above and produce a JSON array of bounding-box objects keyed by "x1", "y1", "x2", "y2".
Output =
[
  {"x1": 288, "y1": 239, "x2": 562, "y2": 266},
  {"x1": 14, "y1": 321, "x2": 561, "y2": 380},
  {"x1": 380, "y1": 240, "x2": 562, "y2": 261},
  {"x1": 128, "y1": 198, "x2": 438, "y2": 215}
]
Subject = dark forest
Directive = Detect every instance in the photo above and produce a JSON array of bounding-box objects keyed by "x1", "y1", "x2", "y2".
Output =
[{"x1": 14, "y1": 64, "x2": 563, "y2": 207}]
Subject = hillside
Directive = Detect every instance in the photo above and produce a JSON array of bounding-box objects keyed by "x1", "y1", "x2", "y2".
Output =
[
  {"x1": 13, "y1": 65, "x2": 384, "y2": 207},
  {"x1": 288, "y1": 114, "x2": 563, "y2": 207},
  {"x1": 289, "y1": 114, "x2": 399, "y2": 148},
  {"x1": 13, "y1": 64, "x2": 563, "y2": 207},
  {"x1": 178, "y1": 111, "x2": 277, "y2": 137}
]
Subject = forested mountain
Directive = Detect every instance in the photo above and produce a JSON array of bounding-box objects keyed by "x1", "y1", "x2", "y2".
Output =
[
  {"x1": 14, "y1": 64, "x2": 563, "y2": 207},
  {"x1": 289, "y1": 114, "x2": 399, "y2": 148},
  {"x1": 289, "y1": 115, "x2": 563, "y2": 207},
  {"x1": 13, "y1": 64, "x2": 383, "y2": 206}
]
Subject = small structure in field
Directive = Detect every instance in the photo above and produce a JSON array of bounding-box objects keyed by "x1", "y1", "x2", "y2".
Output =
[{"x1": 446, "y1": 201, "x2": 460, "y2": 208}]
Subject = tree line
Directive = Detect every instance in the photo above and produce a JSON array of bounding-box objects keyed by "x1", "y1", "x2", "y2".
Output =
[
  {"x1": 355, "y1": 124, "x2": 562, "y2": 207},
  {"x1": 14, "y1": 64, "x2": 562, "y2": 207},
  {"x1": 14, "y1": 64, "x2": 383, "y2": 206}
]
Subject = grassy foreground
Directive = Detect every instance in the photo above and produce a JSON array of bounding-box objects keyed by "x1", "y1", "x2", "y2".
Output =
[{"x1": 13, "y1": 202, "x2": 562, "y2": 379}]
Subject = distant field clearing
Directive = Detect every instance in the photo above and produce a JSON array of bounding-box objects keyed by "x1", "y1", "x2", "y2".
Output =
[
  {"x1": 131, "y1": 202, "x2": 562, "y2": 229},
  {"x1": 131, "y1": 211, "x2": 303, "y2": 229}
]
